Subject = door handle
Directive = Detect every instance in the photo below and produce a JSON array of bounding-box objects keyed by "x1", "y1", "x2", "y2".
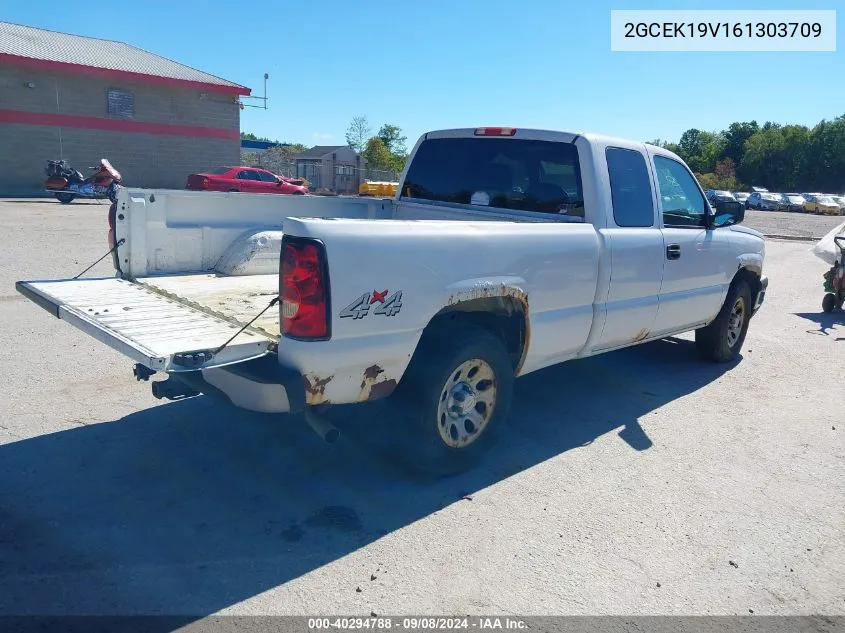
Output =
[{"x1": 666, "y1": 244, "x2": 681, "y2": 260}]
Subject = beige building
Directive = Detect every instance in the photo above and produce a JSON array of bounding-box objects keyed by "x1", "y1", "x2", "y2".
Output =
[
  {"x1": 0, "y1": 21, "x2": 248, "y2": 195},
  {"x1": 295, "y1": 145, "x2": 362, "y2": 195}
]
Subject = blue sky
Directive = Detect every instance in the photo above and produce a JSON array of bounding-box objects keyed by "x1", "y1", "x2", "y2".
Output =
[{"x1": 4, "y1": 0, "x2": 842, "y2": 147}]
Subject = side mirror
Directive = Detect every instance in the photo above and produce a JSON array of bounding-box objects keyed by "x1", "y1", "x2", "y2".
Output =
[{"x1": 713, "y1": 200, "x2": 744, "y2": 227}]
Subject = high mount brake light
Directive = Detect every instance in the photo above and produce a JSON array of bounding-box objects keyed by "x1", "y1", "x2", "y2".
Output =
[
  {"x1": 474, "y1": 127, "x2": 517, "y2": 136},
  {"x1": 280, "y1": 238, "x2": 329, "y2": 340}
]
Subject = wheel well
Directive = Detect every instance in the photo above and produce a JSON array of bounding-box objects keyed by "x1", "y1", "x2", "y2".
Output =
[
  {"x1": 420, "y1": 297, "x2": 528, "y2": 373},
  {"x1": 734, "y1": 267, "x2": 761, "y2": 299}
]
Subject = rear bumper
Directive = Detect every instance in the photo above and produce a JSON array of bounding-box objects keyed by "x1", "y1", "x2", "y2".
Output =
[
  {"x1": 162, "y1": 355, "x2": 306, "y2": 414},
  {"x1": 753, "y1": 275, "x2": 768, "y2": 314}
]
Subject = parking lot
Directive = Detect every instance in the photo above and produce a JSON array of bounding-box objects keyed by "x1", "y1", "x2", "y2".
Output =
[{"x1": 0, "y1": 198, "x2": 843, "y2": 618}]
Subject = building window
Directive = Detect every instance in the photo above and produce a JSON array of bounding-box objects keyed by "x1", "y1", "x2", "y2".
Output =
[
  {"x1": 107, "y1": 88, "x2": 134, "y2": 119},
  {"x1": 335, "y1": 165, "x2": 353, "y2": 176}
]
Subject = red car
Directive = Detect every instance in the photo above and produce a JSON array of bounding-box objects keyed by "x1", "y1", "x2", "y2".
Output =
[{"x1": 186, "y1": 166, "x2": 308, "y2": 195}]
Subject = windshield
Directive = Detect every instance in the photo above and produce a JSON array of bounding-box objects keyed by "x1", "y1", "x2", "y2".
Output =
[
  {"x1": 785, "y1": 195, "x2": 803, "y2": 203},
  {"x1": 816, "y1": 196, "x2": 836, "y2": 204},
  {"x1": 402, "y1": 137, "x2": 585, "y2": 218}
]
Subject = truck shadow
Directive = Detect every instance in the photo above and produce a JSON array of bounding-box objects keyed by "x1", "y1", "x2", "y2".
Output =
[{"x1": 0, "y1": 337, "x2": 735, "y2": 621}]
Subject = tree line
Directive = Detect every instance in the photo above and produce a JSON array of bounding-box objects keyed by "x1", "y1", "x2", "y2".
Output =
[
  {"x1": 653, "y1": 114, "x2": 845, "y2": 193},
  {"x1": 345, "y1": 116, "x2": 408, "y2": 175},
  {"x1": 241, "y1": 121, "x2": 409, "y2": 178}
]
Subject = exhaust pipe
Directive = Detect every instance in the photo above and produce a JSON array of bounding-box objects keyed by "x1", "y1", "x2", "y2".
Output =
[
  {"x1": 304, "y1": 407, "x2": 340, "y2": 443},
  {"x1": 151, "y1": 377, "x2": 200, "y2": 401}
]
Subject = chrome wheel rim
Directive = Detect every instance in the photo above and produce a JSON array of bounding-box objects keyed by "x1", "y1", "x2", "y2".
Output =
[
  {"x1": 726, "y1": 297, "x2": 746, "y2": 348},
  {"x1": 436, "y1": 358, "x2": 497, "y2": 448}
]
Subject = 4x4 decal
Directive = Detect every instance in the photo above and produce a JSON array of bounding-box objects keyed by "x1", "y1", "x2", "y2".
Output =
[{"x1": 339, "y1": 290, "x2": 403, "y2": 319}]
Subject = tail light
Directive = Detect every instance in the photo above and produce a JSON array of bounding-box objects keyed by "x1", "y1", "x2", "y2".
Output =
[
  {"x1": 281, "y1": 237, "x2": 330, "y2": 340},
  {"x1": 474, "y1": 127, "x2": 516, "y2": 136}
]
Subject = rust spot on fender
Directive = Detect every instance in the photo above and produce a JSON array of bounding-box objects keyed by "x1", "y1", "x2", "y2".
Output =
[
  {"x1": 367, "y1": 379, "x2": 397, "y2": 401},
  {"x1": 304, "y1": 374, "x2": 333, "y2": 405},
  {"x1": 446, "y1": 283, "x2": 529, "y2": 309},
  {"x1": 358, "y1": 364, "x2": 397, "y2": 402},
  {"x1": 633, "y1": 329, "x2": 649, "y2": 343},
  {"x1": 362, "y1": 365, "x2": 384, "y2": 384}
]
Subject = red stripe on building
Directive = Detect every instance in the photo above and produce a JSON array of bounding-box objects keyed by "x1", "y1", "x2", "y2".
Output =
[
  {"x1": 0, "y1": 108, "x2": 240, "y2": 140},
  {"x1": 0, "y1": 53, "x2": 251, "y2": 96}
]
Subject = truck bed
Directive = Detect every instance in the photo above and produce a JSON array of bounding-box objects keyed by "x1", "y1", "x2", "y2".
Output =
[{"x1": 138, "y1": 273, "x2": 280, "y2": 338}]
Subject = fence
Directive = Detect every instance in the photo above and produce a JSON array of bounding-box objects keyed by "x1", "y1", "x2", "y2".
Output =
[{"x1": 241, "y1": 150, "x2": 401, "y2": 195}]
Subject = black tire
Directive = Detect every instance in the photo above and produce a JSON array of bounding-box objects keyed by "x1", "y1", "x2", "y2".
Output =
[
  {"x1": 227, "y1": 188, "x2": 239, "y2": 193},
  {"x1": 695, "y1": 280, "x2": 753, "y2": 363},
  {"x1": 395, "y1": 324, "x2": 514, "y2": 475},
  {"x1": 55, "y1": 192, "x2": 75, "y2": 204},
  {"x1": 822, "y1": 293, "x2": 837, "y2": 313}
]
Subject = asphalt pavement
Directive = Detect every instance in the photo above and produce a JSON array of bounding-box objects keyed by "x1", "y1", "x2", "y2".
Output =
[{"x1": 0, "y1": 199, "x2": 842, "y2": 620}]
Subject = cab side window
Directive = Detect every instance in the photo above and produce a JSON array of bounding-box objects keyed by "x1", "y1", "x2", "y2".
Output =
[
  {"x1": 653, "y1": 156, "x2": 707, "y2": 228},
  {"x1": 606, "y1": 147, "x2": 654, "y2": 227}
]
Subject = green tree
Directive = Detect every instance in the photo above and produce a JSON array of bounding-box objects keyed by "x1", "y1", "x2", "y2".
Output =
[
  {"x1": 677, "y1": 129, "x2": 724, "y2": 173},
  {"x1": 377, "y1": 124, "x2": 408, "y2": 156},
  {"x1": 362, "y1": 137, "x2": 394, "y2": 171},
  {"x1": 803, "y1": 116, "x2": 845, "y2": 192},
  {"x1": 345, "y1": 116, "x2": 372, "y2": 153},
  {"x1": 722, "y1": 121, "x2": 759, "y2": 165}
]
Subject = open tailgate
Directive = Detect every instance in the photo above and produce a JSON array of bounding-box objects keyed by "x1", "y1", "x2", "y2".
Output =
[{"x1": 16, "y1": 277, "x2": 276, "y2": 372}]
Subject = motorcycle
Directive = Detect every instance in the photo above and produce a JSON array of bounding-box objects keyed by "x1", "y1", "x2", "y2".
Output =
[{"x1": 45, "y1": 158, "x2": 122, "y2": 204}]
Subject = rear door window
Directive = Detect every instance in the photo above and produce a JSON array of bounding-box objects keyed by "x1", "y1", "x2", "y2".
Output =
[
  {"x1": 402, "y1": 137, "x2": 584, "y2": 219},
  {"x1": 605, "y1": 147, "x2": 654, "y2": 227}
]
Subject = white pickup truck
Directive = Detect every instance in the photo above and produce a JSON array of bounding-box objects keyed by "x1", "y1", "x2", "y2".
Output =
[{"x1": 18, "y1": 127, "x2": 767, "y2": 470}]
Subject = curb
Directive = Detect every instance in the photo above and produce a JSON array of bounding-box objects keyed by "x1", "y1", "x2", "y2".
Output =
[{"x1": 763, "y1": 234, "x2": 819, "y2": 242}]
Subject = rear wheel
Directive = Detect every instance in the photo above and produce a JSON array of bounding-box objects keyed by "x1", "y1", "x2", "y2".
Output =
[
  {"x1": 395, "y1": 324, "x2": 514, "y2": 474},
  {"x1": 55, "y1": 192, "x2": 75, "y2": 204},
  {"x1": 695, "y1": 280, "x2": 752, "y2": 362},
  {"x1": 822, "y1": 293, "x2": 837, "y2": 313}
]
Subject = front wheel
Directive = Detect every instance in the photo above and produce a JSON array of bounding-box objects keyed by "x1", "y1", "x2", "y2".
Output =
[
  {"x1": 55, "y1": 192, "x2": 75, "y2": 204},
  {"x1": 822, "y1": 293, "x2": 837, "y2": 313},
  {"x1": 395, "y1": 325, "x2": 514, "y2": 474},
  {"x1": 695, "y1": 280, "x2": 752, "y2": 362}
]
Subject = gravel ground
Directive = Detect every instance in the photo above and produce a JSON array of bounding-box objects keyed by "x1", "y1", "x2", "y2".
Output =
[
  {"x1": 0, "y1": 199, "x2": 843, "y2": 620},
  {"x1": 743, "y1": 209, "x2": 843, "y2": 240}
]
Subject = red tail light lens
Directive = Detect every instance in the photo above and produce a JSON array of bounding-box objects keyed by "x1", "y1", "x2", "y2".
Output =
[
  {"x1": 281, "y1": 238, "x2": 329, "y2": 339},
  {"x1": 474, "y1": 127, "x2": 516, "y2": 136}
]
